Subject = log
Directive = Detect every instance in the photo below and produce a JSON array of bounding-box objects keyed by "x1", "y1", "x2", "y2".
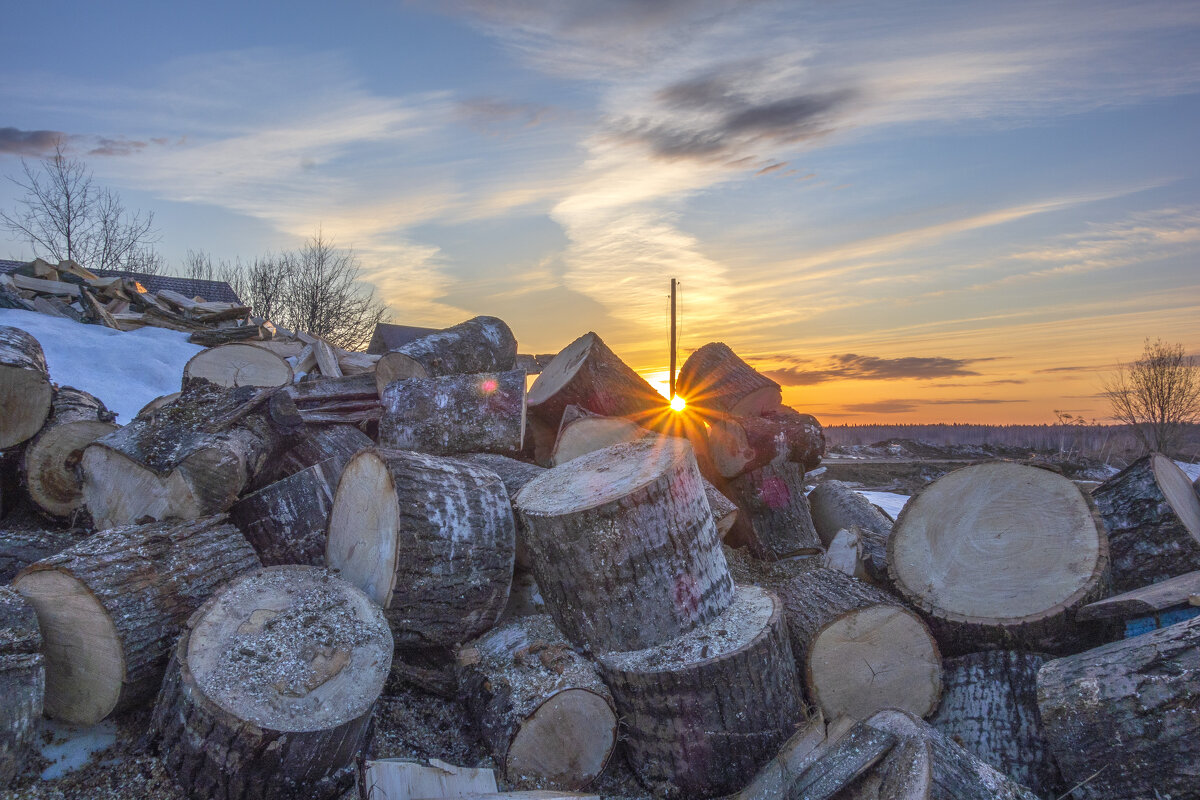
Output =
[
  {"x1": 822, "y1": 527, "x2": 877, "y2": 584},
  {"x1": 1076, "y1": 568, "x2": 1200, "y2": 622},
  {"x1": 312, "y1": 337, "x2": 342, "y2": 378},
  {"x1": 135, "y1": 391, "x2": 182, "y2": 418},
  {"x1": 887, "y1": 462, "x2": 1111, "y2": 655},
  {"x1": 706, "y1": 408, "x2": 824, "y2": 478},
  {"x1": 454, "y1": 453, "x2": 546, "y2": 571},
  {"x1": 0, "y1": 587, "x2": 43, "y2": 787},
  {"x1": 0, "y1": 528, "x2": 75, "y2": 582},
  {"x1": 255, "y1": 422, "x2": 372, "y2": 489},
  {"x1": 457, "y1": 614, "x2": 617, "y2": 790},
  {"x1": 808, "y1": 480, "x2": 893, "y2": 548},
  {"x1": 362, "y1": 759, "x2": 497, "y2": 800},
  {"x1": 375, "y1": 315, "x2": 518, "y2": 393},
  {"x1": 21, "y1": 386, "x2": 118, "y2": 518},
  {"x1": 182, "y1": 342, "x2": 294, "y2": 389},
  {"x1": 80, "y1": 382, "x2": 296, "y2": 529},
  {"x1": 779, "y1": 722, "x2": 897, "y2": 800},
  {"x1": 0, "y1": 325, "x2": 53, "y2": 450},
  {"x1": 1036, "y1": 615, "x2": 1200, "y2": 800},
  {"x1": 930, "y1": 651, "x2": 1060, "y2": 798},
  {"x1": 12, "y1": 516, "x2": 260, "y2": 724},
  {"x1": 151, "y1": 565, "x2": 392, "y2": 800},
  {"x1": 187, "y1": 324, "x2": 270, "y2": 347},
  {"x1": 514, "y1": 437, "x2": 734, "y2": 653},
  {"x1": 1092, "y1": 452, "x2": 1200, "y2": 593},
  {"x1": 596, "y1": 585, "x2": 808, "y2": 799},
  {"x1": 725, "y1": 461, "x2": 823, "y2": 560},
  {"x1": 705, "y1": 479, "x2": 739, "y2": 538},
  {"x1": 732, "y1": 712, "x2": 843, "y2": 800},
  {"x1": 549, "y1": 406, "x2": 652, "y2": 466},
  {"x1": 229, "y1": 457, "x2": 344, "y2": 566},
  {"x1": 326, "y1": 448, "x2": 516, "y2": 647},
  {"x1": 525, "y1": 332, "x2": 666, "y2": 432},
  {"x1": 675, "y1": 342, "x2": 781, "y2": 418},
  {"x1": 380, "y1": 370, "x2": 526, "y2": 456}
]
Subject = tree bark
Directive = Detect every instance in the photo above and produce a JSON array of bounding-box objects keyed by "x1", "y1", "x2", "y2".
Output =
[
  {"x1": 0, "y1": 528, "x2": 75, "y2": 583},
  {"x1": 780, "y1": 722, "x2": 897, "y2": 800},
  {"x1": 453, "y1": 453, "x2": 546, "y2": 571},
  {"x1": 229, "y1": 457, "x2": 344, "y2": 566},
  {"x1": 675, "y1": 342, "x2": 781, "y2": 419},
  {"x1": 808, "y1": 480, "x2": 893, "y2": 548},
  {"x1": 704, "y1": 479, "x2": 739, "y2": 538},
  {"x1": 725, "y1": 462, "x2": 823, "y2": 560},
  {"x1": 253, "y1": 422, "x2": 371, "y2": 489},
  {"x1": 0, "y1": 325, "x2": 53, "y2": 450},
  {"x1": 458, "y1": 614, "x2": 617, "y2": 790},
  {"x1": 596, "y1": 585, "x2": 808, "y2": 800},
  {"x1": 150, "y1": 565, "x2": 392, "y2": 800},
  {"x1": 182, "y1": 342, "x2": 294, "y2": 389},
  {"x1": 375, "y1": 315, "x2": 518, "y2": 393},
  {"x1": 21, "y1": 386, "x2": 118, "y2": 518},
  {"x1": 514, "y1": 437, "x2": 734, "y2": 653},
  {"x1": 380, "y1": 370, "x2": 526, "y2": 456},
  {"x1": 1092, "y1": 452, "x2": 1200, "y2": 593},
  {"x1": 326, "y1": 448, "x2": 516, "y2": 648},
  {"x1": 706, "y1": 408, "x2": 824, "y2": 478},
  {"x1": 0, "y1": 587, "x2": 42, "y2": 787},
  {"x1": 12, "y1": 516, "x2": 260, "y2": 724}
]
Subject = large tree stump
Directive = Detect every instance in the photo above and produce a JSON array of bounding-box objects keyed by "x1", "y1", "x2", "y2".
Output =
[
  {"x1": 375, "y1": 315, "x2": 518, "y2": 393},
  {"x1": 0, "y1": 325, "x2": 52, "y2": 450},
  {"x1": 253, "y1": 422, "x2": 371, "y2": 489},
  {"x1": 675, "y1": 342, "x2": 781, "y2": 418},
  {"x1": 326, "y1": 448, "x2": 515, "y2": 647},
  {"x1": 514, "y1": 437, "x2": 733, "y2": 653},
  {"x1": 767, "y1": 566, "x2": 942, "y2": 723},
  {"x1": 458, "y1": 614, "x2": 617, "y2": 790},
  {"x1": 1092, "y1": 452, "x2": 1200, "y2": 593},
  {"x1": 0, "y1": 587, "x2": 43, "y2": 787},
  {"x1": 0, "y1": 528, "x2": 74, "y2": 582},
  {"x1": 182, "y1": 342, "x2": 294, "y2": 389},
  {"x1": 12, "y1": 516, "x2": 260, "y2": 724},
  {"x1": 597, "y1": 585, "x2": 807, "y2": 799},
  {"x1": 21, "y1": 386, "x2": 118, "y2": 518},
  {"x1": 887, "y1": 462, "x2": 1110, "y2": 655},
  {"x1": 930, "y1": 651, "x2": 1060, "y2": 798},
  {"x1": 525, "y1": 332, "x2": 666, "y2": 433},
  {"x1": 380, "y1": 370, "x2": 526, "y2": 456},
  {"x1": 1036, "y1": 615, "x2": 1200, "y2": 800},
  {"x1": 706, "y1": 409, "x2": 824, "y2": 477},
  {"x1": 229, "y1": 457, "x2": 344, "y2": 566},
  {"x1": 151, "y1": 566, "x2": 392, "y2": 800},
  {"x1": 725, "y1": 461, "x2": 823, "y2": 560},
  {"x1": 454, "y1": 453, "x2": 545, "y2": 571},
  {"x1": 80, "y1": 382, "x2": 296, "y2": 529}
]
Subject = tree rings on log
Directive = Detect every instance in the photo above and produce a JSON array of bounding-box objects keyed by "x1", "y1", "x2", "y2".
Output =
[
  {"x1": 0, "y1": 325, "x2": 53, "y2": 450},
  {"x1": 182, "y1": 342, "x2": 294, "y2": 389},
  {"x1": 21, "y1": 386, "x2": 118, "y2": 518},
  {"x1": 0, "y1": 587, "x2": 43, "y2": 787},
  {"x1": 550, "y1": 407, "x2": 652, "y2": 466},
  {"x1": 326, "y1": 448, "x2": 515, "y2": 647},
  {"x1": 374, "y1": 315, "x2": 518, "y2": 395},
  {"x1": 725, "y1": 462, "x2": 823, "y2": 560},
  {"x1": 1092, "y1": 452, "x2": 1200, "y2": 592},
  {"x1": 515, "y1": 437, "x2": 733, "y2": 653},
  {"x1": 675, "y1": 342, "x2": 781, "y2": 418},
  {"x1": 12, "y1": 516, "x2": 260, "y2": 724},
  {"x1": 458, "y1": 614, "x2": 617, "y2": 790},
  {"x1": 229, "y1": 457, "x2": 344, "y2": 566},
  {"x1": 888, "y1": 462, "x2": 1110, "y2": 655},
  {"x1": 380, "y1": 370, "x2": 526, "y2": 456},
  {"x1": 596, "y1": 585, "x2": 807, "y2": 799},
  {"x1": 151, "y1": 566, "x2": 392, "y2": 800}
]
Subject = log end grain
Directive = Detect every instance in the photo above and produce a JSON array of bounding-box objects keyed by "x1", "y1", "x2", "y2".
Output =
[
  {"x1": 0, "y1": 325, "x2": 53, "y2": 450},
  {"x1": 182, "y1": 343, "x2": 294, "y2": 389}
]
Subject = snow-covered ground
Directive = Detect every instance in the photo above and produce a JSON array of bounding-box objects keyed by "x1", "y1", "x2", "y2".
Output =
[
  {"x1": 1176, "y1": 461, "x2": 1200, "y2": 482},
  {"x1": 0, "y1": 307, "x2": 201, "y2": 423},
  {"x1": 38, "y1": 719, "x2": 117, "y2": 780},
  {"x1": 854, "y1": 490, "x2": 910, "y2": 519}
]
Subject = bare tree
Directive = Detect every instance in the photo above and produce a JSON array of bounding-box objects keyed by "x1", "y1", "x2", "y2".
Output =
[
  {"x1": 1102, "y1": 338, "x2": 1200, "y2": 455},
  {"x1": 1, "y1": 141, "x2": 162, "y2": 273}
]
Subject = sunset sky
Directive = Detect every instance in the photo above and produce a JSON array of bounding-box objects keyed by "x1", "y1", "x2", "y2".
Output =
[{"x1": 2, "y1": 1, "x2": 1198, "y2": 424}]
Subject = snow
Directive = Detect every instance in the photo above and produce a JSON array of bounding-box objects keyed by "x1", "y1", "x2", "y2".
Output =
[
  {"x1": 855, "y1": 490, "x2": 910, "y2": 519},
  {"x1": 0, "y1": 308, "x2": 201, "y2": 423},
  {"x1": 38, "y1": 719, "x2": 117, "y2": 780},
  {"x1": 1175, "y1": 461, "x2": 1200, "y2": 482}
]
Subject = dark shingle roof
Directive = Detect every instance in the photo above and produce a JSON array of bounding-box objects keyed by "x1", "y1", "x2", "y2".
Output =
[
  {"x1": 0, "y1": 260, "x2": 241, "y2": 305},
  {"x1": 367, "y1": 322, "x2": 441, "y2": 355}
]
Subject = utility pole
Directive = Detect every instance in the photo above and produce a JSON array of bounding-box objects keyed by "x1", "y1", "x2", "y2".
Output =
[{"x1": 669, "y1": 278, "x2": 677, "y2": 400}]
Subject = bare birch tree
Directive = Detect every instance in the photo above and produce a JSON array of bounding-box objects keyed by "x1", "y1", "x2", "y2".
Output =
[{"x1": 1103, "y1": 338, "x2": 1200, "y2": 455}]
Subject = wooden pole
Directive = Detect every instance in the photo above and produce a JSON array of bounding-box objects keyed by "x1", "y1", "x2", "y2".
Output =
[{"x1": 669, "y1": 278, "x2": 677, "y2": 400}]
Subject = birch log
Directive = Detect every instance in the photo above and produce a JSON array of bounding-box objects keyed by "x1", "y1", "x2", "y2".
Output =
[{"x1": 0, "y1": 326, "x2": 52, "y2": 450}]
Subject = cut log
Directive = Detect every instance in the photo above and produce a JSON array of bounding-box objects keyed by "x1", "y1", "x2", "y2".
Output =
[
  {"x1": 705, "y1": 479, "x2": 739, "y2": 538},
  {"x1": 151, "y1": 565, "x2": 392, "y2": 800},
  {"x1": 725, "y1": 461, "x2": 823, "y2": 560},
  {"x1": 182, "y1": 342, "x2": 294, "y2": 389},
  {"x1": 12, "y1": 516, "x2": 260, "y2": 724},
  {"x1": 21, "y1": 386, "x2": 118, "y2": 518},
  {"x1": 596, "y1": 585, "x2": 807, "y2": 799},
  {"x1": 458, "y1": 614, "x2": 617, "y2": 790},
  {"x1": 821, "y1": 527, "x2": 877, "y2": 584},
  {"x1": 326, "y1": 448, "x2": 515, "y2": 647},
  {"x1": 454, "y1": 453, "x2": 546, "y2": 571},
  {"x1": 391, "y1": 646, "x2": 459, "y2": 699},
  {"x1": 1092, "y1": 452, "x2": 1200, "y2": 593},
  {"x1": 887, "y1": 462, "x2": 1110, "y2": 655},
  {"x1": 229, "y1": 457, "x2": 344, "y2": 566},
  {"x1": 312, "y1": 337, "x2": 343, "y2": 378},
  {"x1": 375, "y1": 316, "x2": 518, "y2": 393},
  {"x1": 80, "y1": 382, "x2": 296, "y2": 529},
  {"x1": 706, "y1": 408, "x2": 824, "y2": 478},
  {"x1": 525, "y1": 332, "x2": 666, "y2": 432},
  {"x1": 930, "y1": 651, "x2": 1060, "y2": 798},
  {"x1": 808, "y1": 480, "x2": 893, "y2": 548},
  {"x1": 549, "y1": 406, "x2": 652, "y2": 466},
  {"x1": 514, "y1": 437, "x2": 734, "y2": 653},
  {"x1": 842, "y1": 709, "x2": 1040, "y2": 800},
  {"x1": 1077, "y1": 568, "x2": 1200, "y2": 623},
  {"x1": 0, "y1": 587, "x2": 43, "y2": 787},
  {"x1": 1036, "y1": 615, "x2": 1200, "y2": 800},
  {"x1": 675, "y1": 342, "x2": 781, "y2": 418},
  {"x1": 279, "y1": 372, "x2": 381, "y2": 426},
  {"x1": 255, "y1": 422, "x2": 372, "y2": 489},
  {"x1": 187, "y1": 324, "x2": 270, "y2": 347},
  {"x1": 779, "y1": 721, "x2": 897, "y2": 800},
  {"x1": 135, "y1": 391, "x2": 182, "y2": 418},
  {"x1": 362, "y1": 759, "x2": 497, "y2": 800},
  {"x1": 0, "y1": 528, "x2": 75, "y2": 582},
  {"x1": 0, "y1": 326, "x2": 53, "y2": 450},
  {"x1": 732, "y1": 711, "x2": 841, "y2": 800},
  {"x1": 380, "y1": 370, "x2": 526, "y2": 456}
]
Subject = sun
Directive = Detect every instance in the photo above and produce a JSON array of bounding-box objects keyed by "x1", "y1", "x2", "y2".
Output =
[{"x1": 670, "y1": 395, "x2": 687, "y2": 412}]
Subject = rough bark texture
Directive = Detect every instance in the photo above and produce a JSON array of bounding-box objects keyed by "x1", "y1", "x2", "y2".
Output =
[
  {"x1": 704, "y1": 479, "x2": 739, "y2": 538},
  {"x1": 515, "y1": 437, "x2": 734, "y2": 653},
  {"x1": 454, "y1": 453, "x2": 546, "y2": 571},
  {"x1": 808, "y1": 480, "x2": 893, "y2": 548},
  {"x1": 12, "y1": 516, "x2": 260, "y2": 723},
  {"x1": 1036, "y1": 615, "x2": 1200, "y2": 800},
  {"x1": 380, "y1": 370, "x2": 526, "y2": 456},
  {"x1": 726, "y1": 462, "x2": 823, "y2": 560},
  {"x1": 596, "y1": 586, "x2": 807, "y2": 800},
  {"x1": 458, "y1": 614, "x2": 617, "y2": 790},
  {"x1": 280, "y1": 373, "x2": 381, "y2": 428},
  {"x1": 675, "y1": 342, "x2": 782, "y2": 419},
  {"x1": 930, "y1": 651, "x2": 1059, "y2": 799},
  {"x1": 21, "y1": 386, "x2": 118, "y2": 518},
  {"x1": 0, "y1": 528, "x2": 75, "y2": 582},
  {"x1": 254, "y1": 423, "x2": 371, "y2": 490},
  {"x1": 707, "y1": 408, "x2": 825, "y2": 478},
  {"x1": 784, "y1": 723, "x2": 897, "y2": 800},
  {"x1": 229, "y1": 457, "x2": 344, "y2": 566},
  {"x1": 376, "y1": 315, "x2": 517, "y2": 393},
  {"x1": 0, "y1": 587, "x2": 43, "y2": 787},
  {"x1": 1092, "y1": 453, "x2": 1200, "y2": 593},
  {"x1": 732, "y1": 713, "x2": 848, "y2": 800},
  {"x1": 327, "y1": 449, "x2": 516, "y2": 648},
  {"x1": 0, "y1": 325, "x2": 53, "y2": 450}
]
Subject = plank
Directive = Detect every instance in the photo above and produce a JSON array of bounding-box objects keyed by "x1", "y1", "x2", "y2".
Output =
[
  {"x1": 1077, "y1": 570, "x2": 1200, "y2": 622},
  {"x1": 313, "y1": 338, "x2": 343, "y2": 378},
  {"x1": 362, "y1": 758, "x2": 497, "y2": 800},
  {"x1": 11, "y1": 273, "x2": 81, "y2": 297}
]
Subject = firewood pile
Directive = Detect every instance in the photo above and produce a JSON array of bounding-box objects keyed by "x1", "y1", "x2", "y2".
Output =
[{"x1": 2, "y1": 310, "x2": 1200, "y2": 800}]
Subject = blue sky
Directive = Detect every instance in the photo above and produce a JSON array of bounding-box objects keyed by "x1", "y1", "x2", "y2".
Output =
[{"x1": 3, "y1": 1, "x2": 1199, "y2": 422}]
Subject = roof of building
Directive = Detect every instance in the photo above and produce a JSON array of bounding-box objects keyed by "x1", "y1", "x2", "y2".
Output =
[
  {"x1": 367, "y1": 322, "x2": 441, "y2": 354},
  {"x1": 0, "y1": 260, "x2": 242, "y2": 305}
]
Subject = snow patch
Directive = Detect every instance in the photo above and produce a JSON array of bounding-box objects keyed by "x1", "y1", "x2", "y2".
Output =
[
  {"x1": 1175, "y1": 461, "x2": 1200, "y2": 482},
  {"x1": 38, "y1": 719, "x2": 118, "y2": 780},
  {"x1": 855, "y1": 490, "x2": 910, "y2": 519}
]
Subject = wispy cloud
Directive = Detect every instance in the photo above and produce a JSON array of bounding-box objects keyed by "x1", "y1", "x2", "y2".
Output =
[{"x1": 0, "y1": 127, "x2": 64, "y2": 156}]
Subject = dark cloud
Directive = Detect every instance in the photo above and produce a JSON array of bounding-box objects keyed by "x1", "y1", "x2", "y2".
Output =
[
  {"x1": 88, "y1": 137, "x2": 149, "y2": 157},
  {"x1": 456, "y1": 97, "x2": 552, "y2": 133},
  {"x1": 0, "y1": 127, "x2": 65, "y2": 156},
  {"x1": 765, "y1": 353, "x2": 986, "y2": 386},
  {"x1": 1033, "y1": 365, "x2": 1104, "y2": 374}
]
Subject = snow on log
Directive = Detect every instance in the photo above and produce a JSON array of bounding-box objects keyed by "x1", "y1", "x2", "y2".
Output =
[
  {"x1": 380, "y1": 370, "x2": 526, "y2": 456},
  {"x1": 21, "y1": 386, "x2": 118, "y2": 518},
  {"x1": 375, "y1": 315, "x2": 517, "y2": 393},
  {"x1": 706, "y1": 408, "x2": 824, "y2": 478},
  {"x1": 229, "y1": 457, "x2": 344, "y2": 566},
  {"x1": 675, "y1": 342, "x2": 781, "y2": 418},
  {"x1": 725, "y1": 462, "x2": 823, "y2": 560},
  {"x1": 0, "y1": 325, "x2": 53, "y2": 450},
  {"x1": 0, "y1": 529, "x2": 75, "y2": 583},
  {"x1": 12, "y1": 516, "x2": 260, "y2": 724},
  {"x1": 0, "y1": 587, "x2": 43, "y2": 787},
  {"x1": 182, "y1": 342, "x2": 294, "y2": 389}
]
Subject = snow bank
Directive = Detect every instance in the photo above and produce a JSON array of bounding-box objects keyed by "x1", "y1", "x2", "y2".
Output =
[{"x1": 0, "y1": 308, "x2": 201, "y2": 423}]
